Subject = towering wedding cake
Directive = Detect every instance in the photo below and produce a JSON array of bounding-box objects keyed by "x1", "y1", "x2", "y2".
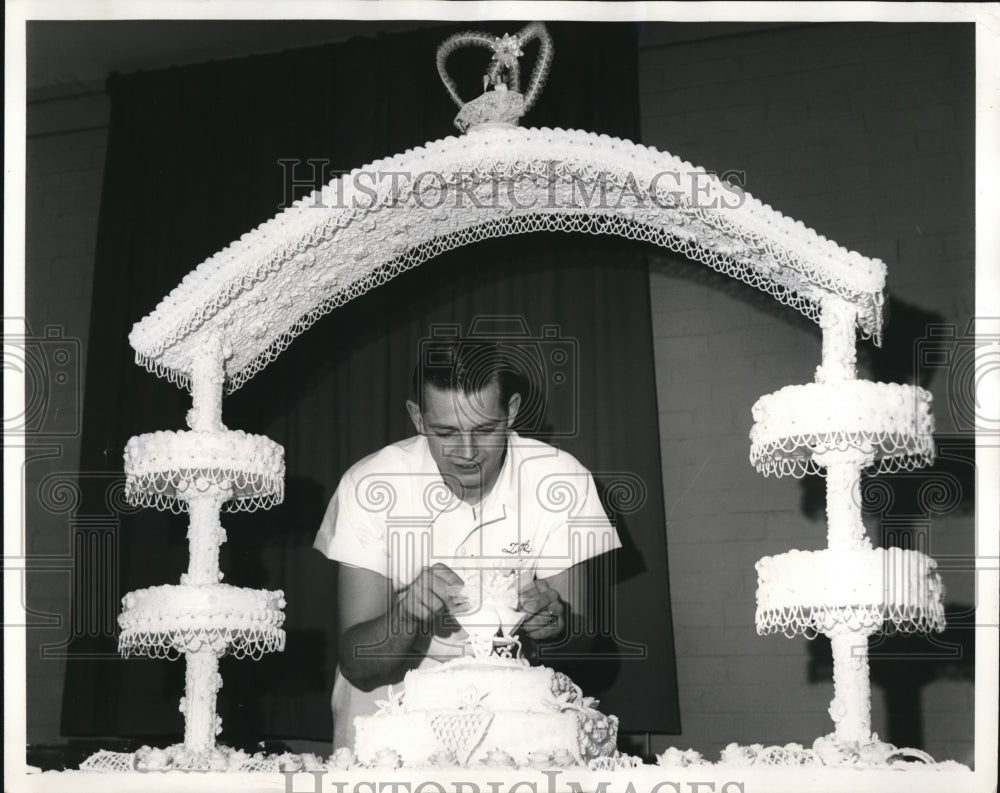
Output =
[
  {"x1": 750, "y1": 297, "x2": 944, "y2": 755},
  {"x1": 84, "y1": 339, "x2": 288, "y2": 772}
]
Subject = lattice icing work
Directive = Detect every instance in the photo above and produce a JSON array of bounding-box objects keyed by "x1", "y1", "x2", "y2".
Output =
[
  {"x1": 119, "y1": 583, "x2": 286, "y2": 659},
  {"x1": 755, "y1": 548, "x2": 945, "y2": 638},
  {"x1": 749, "y1": 381, "x2": 934, "y2": 478},
  {"x1": 123, "y1": 429, "x2": 285, "y2": 512},
  {"x1": 129, "y1": 124, "x2": 887, "y2": 394}
]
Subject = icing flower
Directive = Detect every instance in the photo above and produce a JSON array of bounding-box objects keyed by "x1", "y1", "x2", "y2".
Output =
[
  {"x1": 857, "y1": 739, "x2": 894, "y2": 766},
  {"x1": 135, "y1": 746, "x2": 168, "y2": 771},
  {"x1": 227, "y1": 749, "x2": 250, "y2": 769},
  {"x1": 655, "y1": 747, "x2": 704, "y2": 767},
  {"x1": 527, "y1": 750, "x2": 553, "y2": 769},
  {"x1": 330, "y1": 747, "x2": 356, "y2": 770},
  {"x1": 374, "y1": 748, "x2": 402, "y2": 769},
  {"x1": 480, "y1": 749, "x2": 518, "y2": 768},
  {"x1": 277, "y1": 752, "x2": 304, "y2": 772},
  {"x1": 300, "y1": 753, "x2": 328, "y2": 772},
  {"x1": 812, "y1": 736, "x2": 848, "y2": 765},
  {"x1": 549, "y1": 749, "x2": 576, "y2": 767},
  {"x1": 719, "y1": 743, "x2": 766, "y2": 766},
  {"x1": 169, "y1": 746, "x2": 195, "y2": 768},
  {"x1": 208, "y1": 750, "x2": 231, "y2": 771},
  {"x1": 428, "y1": 749, "x2": 458, "y2": 767},
  {"x1": 374, "y1": 685, "x2": 404, "y2": 714}
]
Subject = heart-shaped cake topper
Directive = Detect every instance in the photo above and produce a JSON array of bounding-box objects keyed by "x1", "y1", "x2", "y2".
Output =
[{"x1": 437, "y1": 22, "x2": 554, "y2": 132}]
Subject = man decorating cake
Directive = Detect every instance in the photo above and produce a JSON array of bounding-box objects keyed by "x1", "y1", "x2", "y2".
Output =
[{"x1": 313, "y1": 338, "x2": 621, "y2": 750}]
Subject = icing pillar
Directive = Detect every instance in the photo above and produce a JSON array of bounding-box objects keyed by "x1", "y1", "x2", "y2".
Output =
[
  {"x1": 180, "y1": 336, "x2": 229, "y2": 754},
  {"x1": 184, "y1": 337, "x2": 229, "y2": 587},
  {"x1": 180, "y1": 652, "x2": 224, "y2": 754},
  {"x1": 817, "y1": 295, "x2": 858, "y2": 384},
  {"x1": 816, "y1": 297, "x2": 875, "y2": 744}
]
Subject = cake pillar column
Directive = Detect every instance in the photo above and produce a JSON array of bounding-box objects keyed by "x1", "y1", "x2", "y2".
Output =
[
  {"x1": 182, "y1": 336, "x2": 229, "y2": 587},
  {"x1": 185, "y1": 494, "x2": 227, "y2": 584},
  {"x1": 819, "y1": 448, "x2": 876, "y2": 744},
  {"x1": 827, "y1": 629, "x2": 872, "y2": 743},
  {"x1": 182, "y1": 650, "x2": 223, "y2": 754},
  {"x1": 181, "y1": 337, "x2": 229, "y2": 756},
  {"x1": 817, "y1": 296, "x2": 857, "y2": 384},
  {"x1": 816, "y1": 297, "x2": 878, "y2": 744},
  {"x1": 188, "y1": 335, "x2": 227, "y2": 433}
]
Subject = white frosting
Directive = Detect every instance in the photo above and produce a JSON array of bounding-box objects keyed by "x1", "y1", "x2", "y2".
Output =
[
  {"x1": 755, "y1": 548, "x2": 945, "y2": 637},
  {"x1": 80, "y1": 745, "x2": 330, "y2": 773},
  {"x1": 401, "y1": 657, "x2": 573, "y2": 711},
  {"x1": 749, "y1": 381, "x2": 934, "y2": 477},
  {"x1": 128, "y1": 124, "x2": 887, "y2": 393},
  {"x1": 118, "y1": 584, "x2": 286, "y2": 659},
  {"x1": 353, "y1": 656, "x2": 618, "y2": 767},
  {"x1": 123, "y1": 430, "x2": 284, "y2": 511}
]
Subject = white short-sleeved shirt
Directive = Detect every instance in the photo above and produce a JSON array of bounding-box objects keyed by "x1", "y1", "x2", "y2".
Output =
[{"x1": 314, "y1": 431, "x2": 620, "y2": 748}]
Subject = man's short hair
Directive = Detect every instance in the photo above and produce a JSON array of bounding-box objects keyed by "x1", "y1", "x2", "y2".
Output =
[{"x1": 413, "y1": 340, "x2": 524, "y2": 410}]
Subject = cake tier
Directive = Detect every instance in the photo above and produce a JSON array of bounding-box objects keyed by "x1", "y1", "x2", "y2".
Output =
[
  {"x1": 123, "y1": 430, "x2": 284, "y2": 512},
  {"x1": 354, "y1": 656, "x2": 618, "y2": 767},
  {"x1": 749, "y1": 381, "x2": 934, "y2": 478},
  {"x1": 118, "y1": 584, "x2": 285, "y2": 659},
  {"x1": 355, "y1": 708, "x2": 617, "y2": 768},
  {"x1": 755, "y1": 548, "x2": 945, "y2": 637},
  {"x1": 401, "y1": 657, "x2": 579, "y2": 712}
]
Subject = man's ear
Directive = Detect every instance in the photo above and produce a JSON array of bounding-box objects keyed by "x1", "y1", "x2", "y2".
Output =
[
  {"x1": 505, "y1": 393, "x2": 522, "y2": 428},
  {"x1": 405, "y1": 399, "x2": 424, "y2": 434}
]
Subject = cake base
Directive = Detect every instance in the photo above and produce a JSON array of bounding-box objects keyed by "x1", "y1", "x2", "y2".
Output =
[
  {"x1": 352, "y1": 656, "x2": 619, "y2": 768},
  {"x1": 23, "y1": 762, "x2": 977, "y2": 793}
]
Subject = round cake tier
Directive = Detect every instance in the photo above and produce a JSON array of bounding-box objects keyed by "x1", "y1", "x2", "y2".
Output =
[
  {"x1": 400, "y1": 656, "x2": 585, "y2": 713},
  {"x1": 749, "y1": 381, "x2": 934, "y2": 478},
  {"x1": 124, "y1": 430, "x2": 284, "y2": 512},
  {"x1": 119, "y1": 584, "x2": 285, "y2": 659},
  {"x1": 354, "y1": 656, "x2": 618, "y2": 768},
  {"x1": 755, "y1": 548, "x2": 945, "y2": 638}
]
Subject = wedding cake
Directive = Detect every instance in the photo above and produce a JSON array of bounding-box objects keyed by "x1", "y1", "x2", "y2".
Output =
[
  {"x1": 353, "y1": 655, "x2": 620, "y2": 768},
  {"x1": 348, "y1": 566, "x2": 623, "y2": 769}
]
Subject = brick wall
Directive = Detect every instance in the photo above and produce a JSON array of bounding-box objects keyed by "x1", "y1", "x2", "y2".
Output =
[{"x1": 640, "y1": 22, "x2": 975, "y2": 763}]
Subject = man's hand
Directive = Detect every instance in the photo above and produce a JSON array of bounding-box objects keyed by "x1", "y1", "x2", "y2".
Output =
[
  {"x1": 397, "y1": 563, "x2": 465, "y2": 625},
  {"x1": 517, "y1": 578, "x2": 565, "y2": 640}
]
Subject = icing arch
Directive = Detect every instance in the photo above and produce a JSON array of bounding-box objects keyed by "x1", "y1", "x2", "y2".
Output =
[{"x1": 129, "y1": 125, "x2": 886, "y2": 393}]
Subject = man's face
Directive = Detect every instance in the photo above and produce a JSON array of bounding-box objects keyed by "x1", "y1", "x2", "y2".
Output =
[{"x1": 406, "y1": 381, "x2": 521, "y2": 504}]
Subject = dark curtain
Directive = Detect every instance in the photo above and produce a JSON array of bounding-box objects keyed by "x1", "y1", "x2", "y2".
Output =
[{"x1": 65, "y1": 21, "x2": 680, "y2": 743}]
